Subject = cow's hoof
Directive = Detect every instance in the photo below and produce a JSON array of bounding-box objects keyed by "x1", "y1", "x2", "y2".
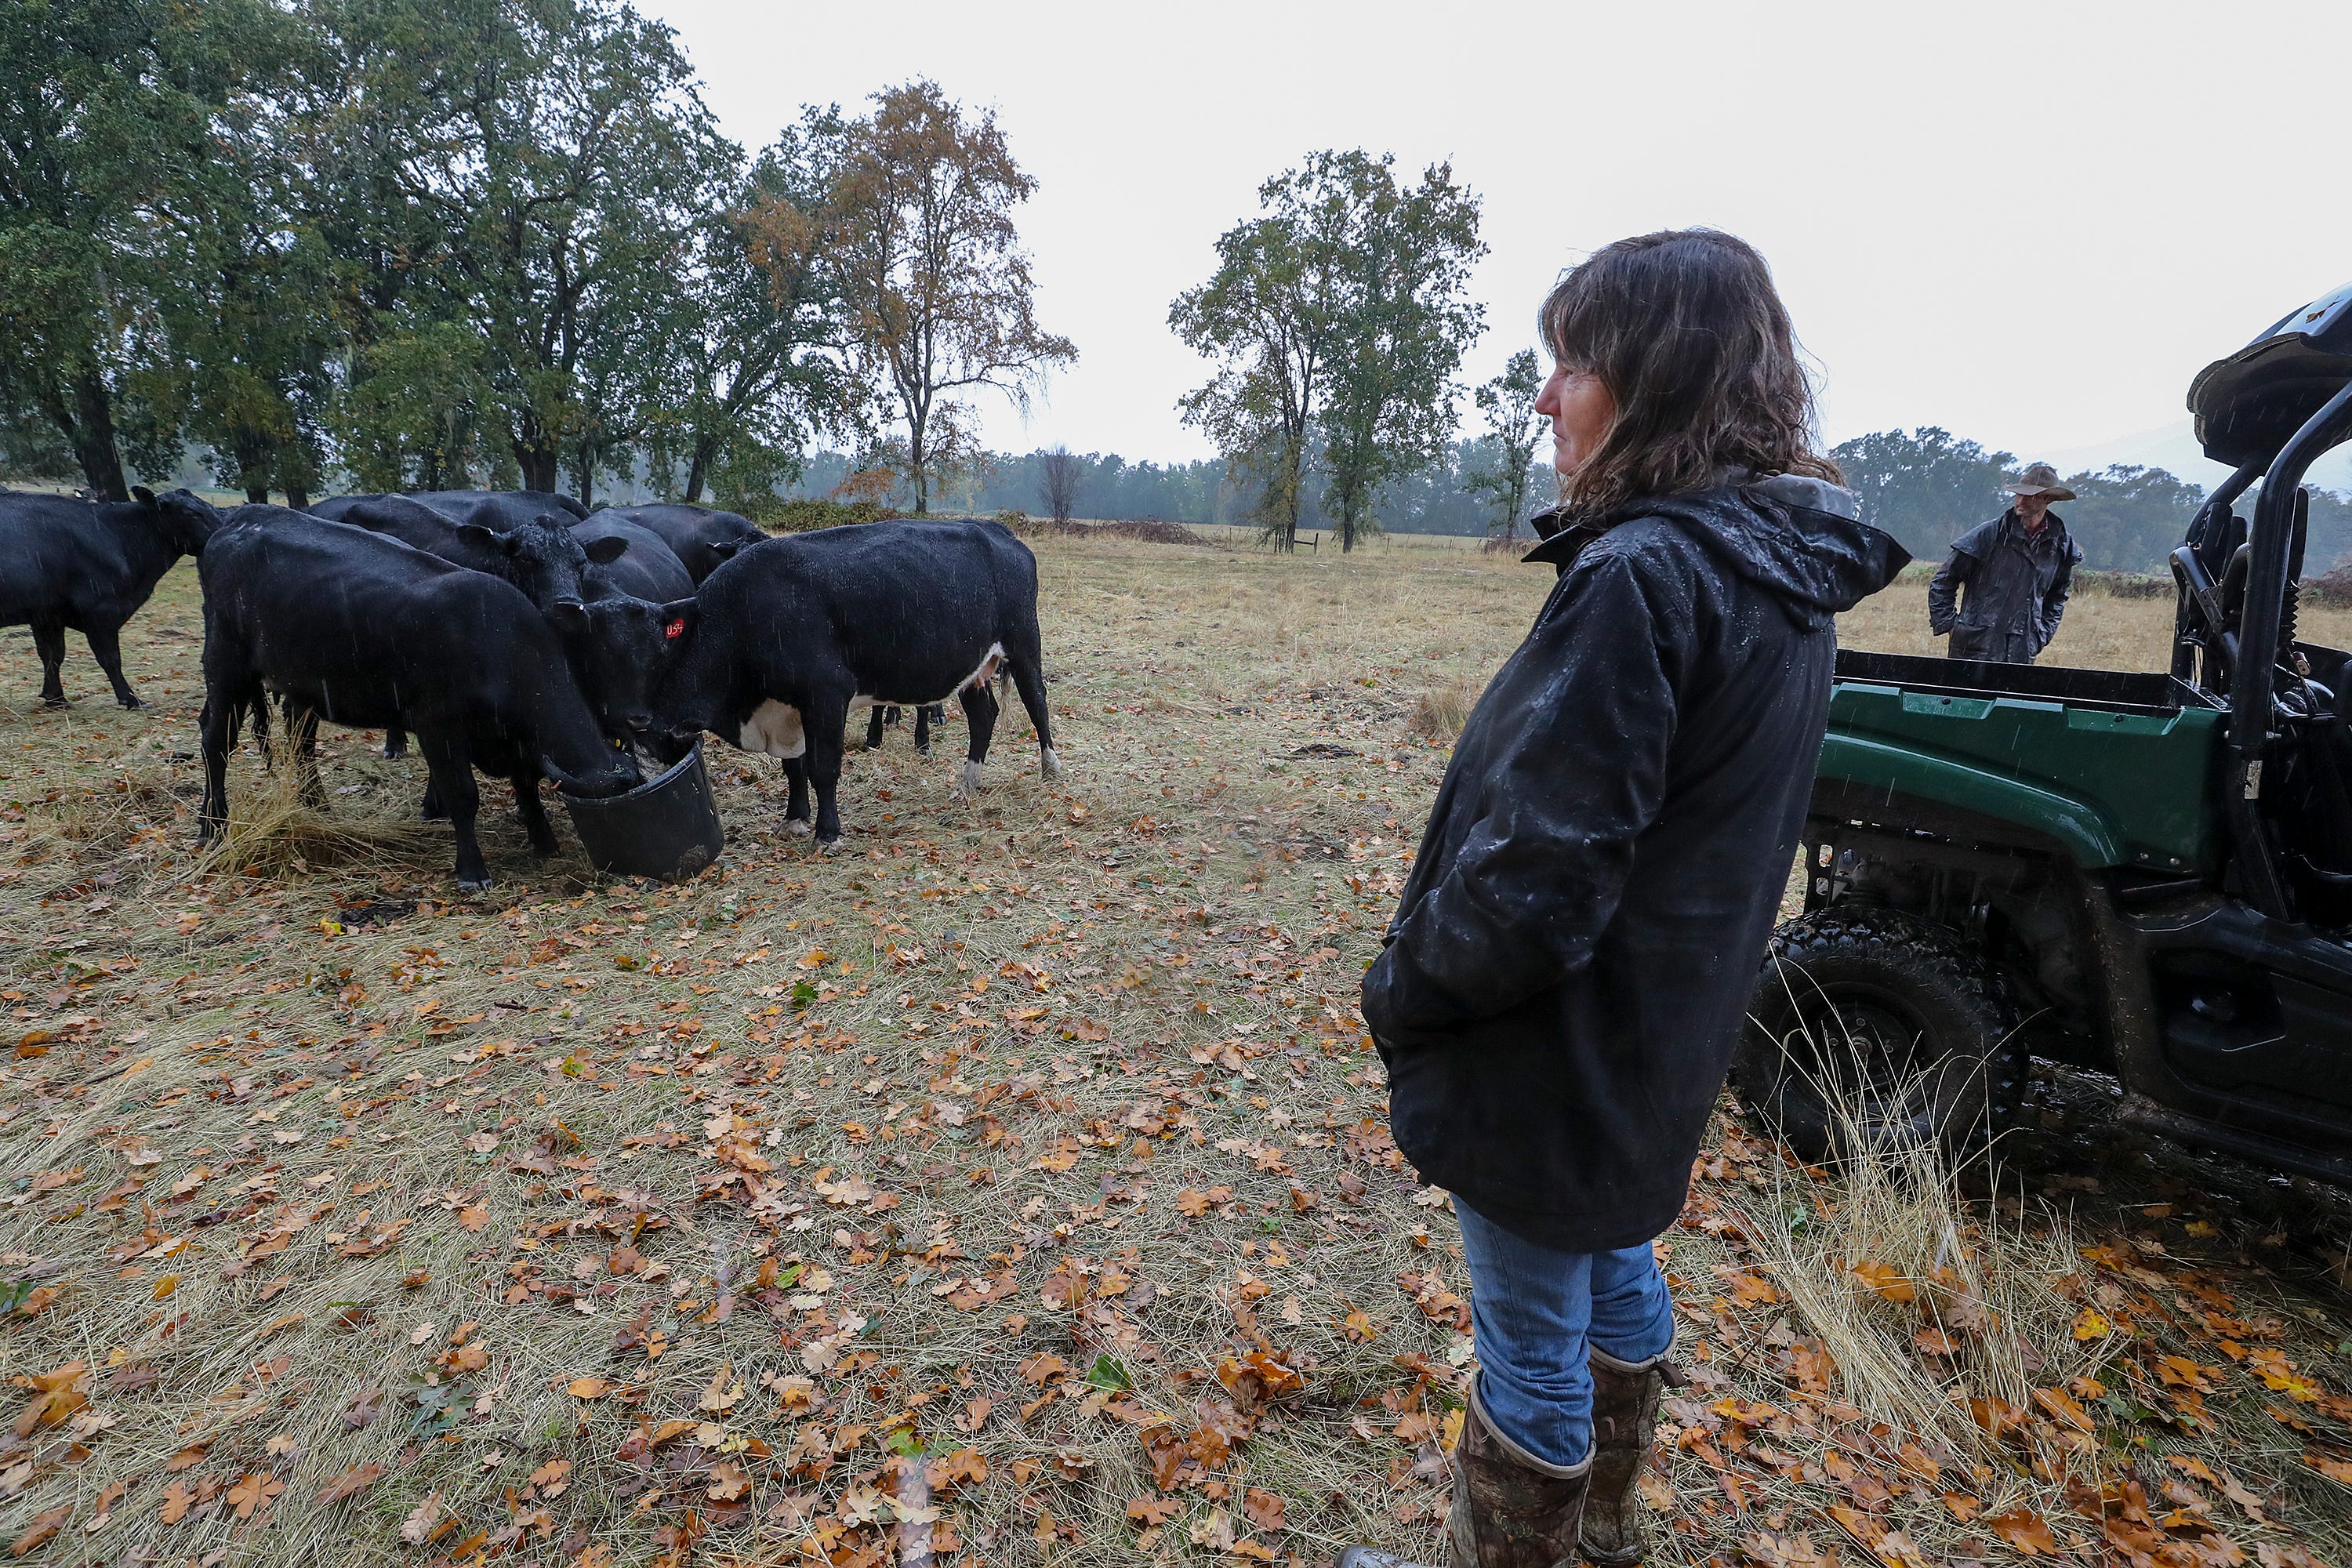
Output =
[
  {"x1": 457, "y1": 877, "x2": 492, "y2": 893},
  {"x1": 785, "y1": 818, "x2": 811, "y2": 837},
  {"x1": 816, "y1": 837, "x2": 841, "y2": 855},
  {"x1": 1040, "y1": 747, "x2": 1063, "y2": 779},
  {"x1": 41, "y1": 695, "x2": 68, "y2": 710},
  {"x1": 383, "y1": 745, "x2": 405, "y2": 760},
  {"x1": 117, "y1": 695, "x2": 143, "y2": 710},
  {"x1": 914, "y1": 744, "x2": 931, "y2": 757},
  {"x1": 953, "y1": 760, "x2": 984, "y2": 800}
]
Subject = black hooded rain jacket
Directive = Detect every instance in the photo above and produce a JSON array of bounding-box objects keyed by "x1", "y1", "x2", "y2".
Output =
[{"x1": 1361, "y1": 476, "x2": 1907, "y2": 1251}]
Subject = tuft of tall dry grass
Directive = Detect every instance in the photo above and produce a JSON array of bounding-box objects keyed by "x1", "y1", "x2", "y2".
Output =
[
  {"x1": 194, "y1": 727, "x2": 437, "y2": 882},
  {"x1": 1733, "y1": 1007, "x2": 2103, "y2": 1489},
  {"x1": 1409, "y1": 676, "x2": 1476, "y2": 742}
]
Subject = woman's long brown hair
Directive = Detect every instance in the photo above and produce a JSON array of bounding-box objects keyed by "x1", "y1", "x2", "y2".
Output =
[{"x1": 1539, "y1": 229, "x2": 1839, "y2": 518}]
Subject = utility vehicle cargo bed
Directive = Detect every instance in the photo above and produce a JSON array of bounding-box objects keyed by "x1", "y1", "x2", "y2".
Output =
[{"x1": 1819, "y1": 650, "x2": 2224, "y2": 871}]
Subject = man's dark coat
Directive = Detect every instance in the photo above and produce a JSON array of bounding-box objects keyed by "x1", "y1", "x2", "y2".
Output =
[
  {"x1": 1361, "y1": 477, "x2": 1907, "y2": 1251},
  {"x1": 1926, "y1": 508, "x2": 2080, "y2": 663}
]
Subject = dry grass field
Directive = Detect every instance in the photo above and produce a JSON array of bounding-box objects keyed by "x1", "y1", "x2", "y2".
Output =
[{"x1": 2, "y1": 531, "x2": 2350, "y2": 1568}]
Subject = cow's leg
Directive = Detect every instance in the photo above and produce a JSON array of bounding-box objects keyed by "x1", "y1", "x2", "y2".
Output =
[
  {"x1": 419, "y1": 734, "x2": 489, "y2": 891},
  {"x1": 289, "y1": 703, "x2": 325, "y2": 806},
  {"x1": 913, "y1": 704, "x2": 935, "y2": 755},
  {"x1": 780, "y1": 756, "x2": 811, "y2": 834},
  {"x1": 804, "y1": 698, "x2": 850, "y2": 846},
  {"x1": 84, "y1": 622, "x2": 141, "y2": 709},
  {"x1": 512, "y1": 770, "x2": 558, "y2": 855},
  {"x1": 863, "y1": 706, "x2": 884, "y2": 750},
  {"x1": 953, "y1": 684, "x2": 998, "y2": 800},
  {"x1": 198, "y1": 626, "x2": 254, "y2": 840},
  {"x1": 198, "y1": 688, "x2": 245, "y2": 843},
  {"x1": 1005, "y1": 642, "x2": 1061, "y2": 779},
  {"x1": 30, "y1": 621, "x2": 67, "y2": 708}
]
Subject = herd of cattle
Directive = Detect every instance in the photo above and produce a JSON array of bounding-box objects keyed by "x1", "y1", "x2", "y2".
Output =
[{"x1": 0, "y1": 486, "x2": 1062, "y2": 888}]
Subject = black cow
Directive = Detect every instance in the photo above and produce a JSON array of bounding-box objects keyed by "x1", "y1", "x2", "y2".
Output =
[
  {"x1": 309, "y1": 489, "x2": 590, "y2": 531},
  {"x1": 568, "y1": 514, "x2": 695, "y2": 604},
  {"x1": 0, "y1": 486, "x2": 220, "y2": 709},
  {"x1": 863, "y1": 702, "x2": 947, "y2": 753},
  {"x1": 329, "y1": 499, "x2": 687, "y2": 768},
  {"x1": 343, "y1": 497, "x2": 620, "y2": 611},
  {"x1": 198, "y1": 510, "x2": 645, "y2": 889},
  {"x1": 590, "y1": 503, "x2": 763, "y2": 584},
  {"x1": 658, "y1": 517, "x2": 1058, "y2": 844}
]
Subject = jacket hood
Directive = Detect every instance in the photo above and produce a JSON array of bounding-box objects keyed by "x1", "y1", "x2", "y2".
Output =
[{"x1": 1530, "y1": 474, "x2": 1908, "y2": 631}]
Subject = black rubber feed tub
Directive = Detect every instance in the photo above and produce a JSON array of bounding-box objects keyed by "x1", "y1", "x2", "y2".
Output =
[{"x1": 560, "y1": 740, "x2": 724, "y2": 881}]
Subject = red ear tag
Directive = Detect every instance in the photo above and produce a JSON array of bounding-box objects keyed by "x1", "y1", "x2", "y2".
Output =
[{"x1": 665, "y1": 618, "x2": 686, "y2": 639}]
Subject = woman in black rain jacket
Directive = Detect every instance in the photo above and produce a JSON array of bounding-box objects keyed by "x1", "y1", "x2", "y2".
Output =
[{"x1": 1342, "y1": 231, "x2": 1907, "y2": 1568}]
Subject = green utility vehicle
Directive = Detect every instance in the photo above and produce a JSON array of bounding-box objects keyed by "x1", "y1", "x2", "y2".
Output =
[{"x1": 1738, "y1": 280, "x2": 2352, "y2": 1183}]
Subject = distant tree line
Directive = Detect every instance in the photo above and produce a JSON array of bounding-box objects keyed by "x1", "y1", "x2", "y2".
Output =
[
  {"x1": 777, "y1": 437, "x2": 1553, "y2": 539},
  {"x1": 0, "y1": 0, "x2": 1066, "y2": 513}
]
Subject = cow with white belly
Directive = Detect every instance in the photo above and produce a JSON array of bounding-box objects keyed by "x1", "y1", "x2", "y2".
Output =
[{"x1": 658, "y1": 517, "x2": 1060, "y2": 844}]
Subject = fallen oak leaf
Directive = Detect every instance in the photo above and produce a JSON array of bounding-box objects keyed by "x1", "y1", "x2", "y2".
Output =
[
  {"x1": 2305, "y1": 1452, "x2": 2352, "y2": 1486},
  {"x1": 314, "y1": 1461, "x2": 383, "y2": 1506},
  {"x1": 397, "y1": 1489, "x2": 443, "y2": 1546},
  {"x1": 1986, "y1": 1509, "x2": 2057, "y2": 1555},
  {"x1": 9, "y1": 1505, "x2": 68, "y2": 1556},
  {"x1": 225, "y1": 1471, "x2": 282, "y2": 1522},
  {"x1": 2030, "y1": 1385, "x2": 2094, "y2": 1434},
  {"x1": 706, "y1": 1461, "x2": 751, "y2": 1502},
  {"x1": 1850, "y1": 1261, "x2": 1915, "y2": 1303}
]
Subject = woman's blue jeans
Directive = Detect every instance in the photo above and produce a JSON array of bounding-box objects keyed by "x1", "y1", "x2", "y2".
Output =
[{"x1": 1454, "y1": 1200, "x2": 1676, "y2": 1469}]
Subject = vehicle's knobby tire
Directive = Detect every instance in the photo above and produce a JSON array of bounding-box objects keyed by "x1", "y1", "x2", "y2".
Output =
[{"x1": 1733, "y1": 906, "x2": 2026, "y2": 1170}]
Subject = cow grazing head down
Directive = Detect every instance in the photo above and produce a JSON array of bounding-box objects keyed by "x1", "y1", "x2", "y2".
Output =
[
  {"x1": 132, "y1": 486, "x2": 224, "y2": 556},
  {"x1": 545, "y1": 593, "x2": 697, "y2": 742}
]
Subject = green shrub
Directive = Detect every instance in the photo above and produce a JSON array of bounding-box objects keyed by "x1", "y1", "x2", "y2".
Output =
[{"x1": 760, "y1": 497, "x2": 893, "y2": 533}]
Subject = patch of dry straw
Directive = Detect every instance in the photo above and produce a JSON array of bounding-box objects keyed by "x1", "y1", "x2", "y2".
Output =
[
  {"x1": 194, "y1": 727, "x2": 437, "y2": 882},
  {"x1": 1408, "y1": 676, "x2": 1476, "y2": 742},
  {"x1": 1734, "y1": 997, "x2": 2106, "y2": 1490}
]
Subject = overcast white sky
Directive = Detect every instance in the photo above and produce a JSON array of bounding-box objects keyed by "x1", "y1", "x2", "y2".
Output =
[{"x1": 650, "y1": 0, "x2": 2352, "y2": 482}]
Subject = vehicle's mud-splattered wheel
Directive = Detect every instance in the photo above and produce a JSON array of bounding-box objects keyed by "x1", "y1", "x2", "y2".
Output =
[{"x1": 1733, "y1": 907, "x2": 2027, "y2": 1168}]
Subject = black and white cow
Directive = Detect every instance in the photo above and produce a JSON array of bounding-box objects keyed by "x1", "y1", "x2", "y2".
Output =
[
  {"x1": 198, "y1": 509, "x2": 644, "y2": 889},
  {"x1": 591, "y1": 503, "x2": 763, "y2": 584},
  {"x1": 0, "y1": 486, "x2": 221, "y2": 709},
  {"x1": 658, "y1": 517, "x2": 1058, "y2": 844}
]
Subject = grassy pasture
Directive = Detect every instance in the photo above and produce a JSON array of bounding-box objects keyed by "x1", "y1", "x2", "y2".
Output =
[{"x1": 1, "y1": 535, "x2": 2349, "y2": 1568}]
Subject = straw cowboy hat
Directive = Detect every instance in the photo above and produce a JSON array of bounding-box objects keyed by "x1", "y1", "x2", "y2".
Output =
[{"x1": 2006, "y1": 463, "x2": 2077, "y2": 501}]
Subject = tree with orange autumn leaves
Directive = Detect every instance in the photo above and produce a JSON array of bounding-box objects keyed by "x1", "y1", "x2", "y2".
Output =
[{"x1": 746, "y1": 81, "x2": 1076, "y2": 515}]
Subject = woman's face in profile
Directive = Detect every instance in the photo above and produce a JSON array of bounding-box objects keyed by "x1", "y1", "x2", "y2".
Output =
[{"x1": 1537, "y1": 361, "x2": 1615, "y2": 477}]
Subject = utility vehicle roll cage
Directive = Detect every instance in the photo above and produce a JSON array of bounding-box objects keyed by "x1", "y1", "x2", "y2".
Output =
[{"x1": 2169, "y1": 282, "x2": 2352, "y2": 921}]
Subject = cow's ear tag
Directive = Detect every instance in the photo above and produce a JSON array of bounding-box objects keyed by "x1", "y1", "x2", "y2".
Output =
[{"x1": 665, "y1": 618, "x2": 687, "y2": 640}]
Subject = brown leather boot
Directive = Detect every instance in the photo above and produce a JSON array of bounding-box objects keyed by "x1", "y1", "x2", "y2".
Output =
[{"x1": 1581, "y1": 1345, "x2": 1686, "y2": 1566}]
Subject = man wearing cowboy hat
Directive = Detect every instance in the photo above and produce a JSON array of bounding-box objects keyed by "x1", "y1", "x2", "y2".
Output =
[{"x1": 1927, "y1": 462, "x2": 2084, "y2": 663}]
